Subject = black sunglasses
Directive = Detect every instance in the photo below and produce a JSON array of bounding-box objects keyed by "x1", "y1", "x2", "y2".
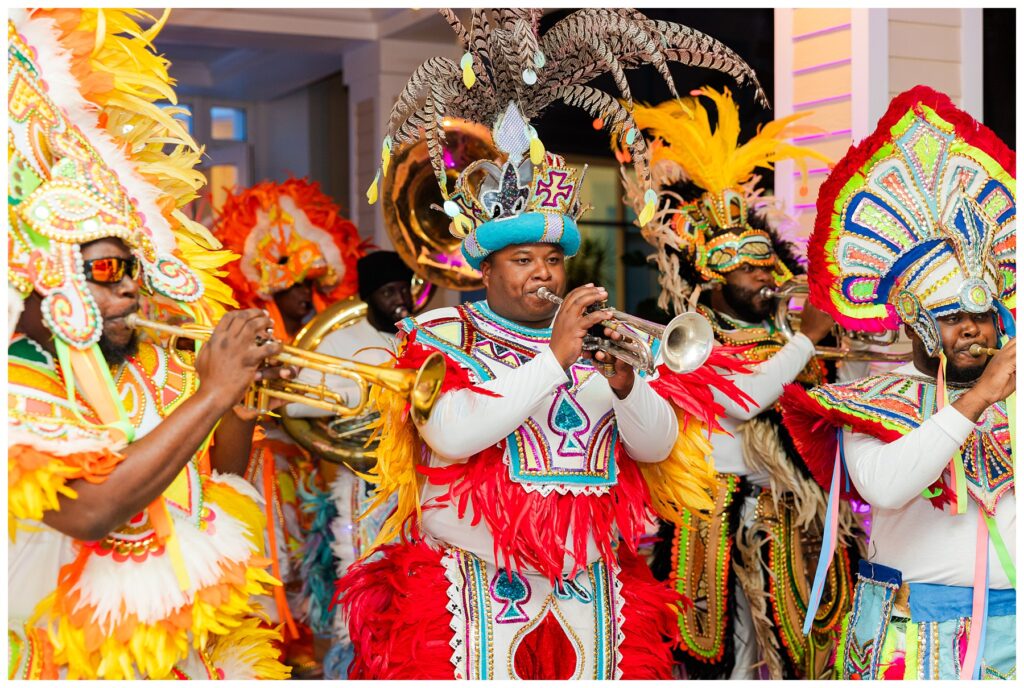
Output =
[{"x1": 83, "y1": 256, "x2": 141, "y2": 284}]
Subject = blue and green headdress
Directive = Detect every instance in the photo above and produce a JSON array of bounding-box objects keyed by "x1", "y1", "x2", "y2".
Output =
[{"x1": 809, "y1": 86, "x2": 1015, "y2": 356}]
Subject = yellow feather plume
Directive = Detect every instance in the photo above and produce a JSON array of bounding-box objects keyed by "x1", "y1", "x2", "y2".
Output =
[
  {"x1": 640, "y1": 409, "x2": 725, "y2": 522},
  {"x1": 630, "y1": 86, "x2": 832, "y2": 196}
]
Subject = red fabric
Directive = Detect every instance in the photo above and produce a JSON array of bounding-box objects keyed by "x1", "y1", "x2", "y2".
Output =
[
  {"x1": 778, "y1": 384, "x2": 950, "y2": 509},
  {"x1": 650, "y1": 345, "x2": 755, "y2": 434},
  {"x1": 333, "y1": 541, "x2": 455, "y2": 680},
  {"x1": 808, "y1": 86, "x2": 1016, "y2": 331},
  {"x1": 882, "y1": 652, "x2": 907, "y2": 680},
  {"x1": 512, "y1": 610, "x2": 578, "y2": 680},
  {"x1": 617, "y1": 546, "x2": 681, "y2": 680},
  {"x1": 419, "y1": 443, "x2": 651, "y2": 582}
]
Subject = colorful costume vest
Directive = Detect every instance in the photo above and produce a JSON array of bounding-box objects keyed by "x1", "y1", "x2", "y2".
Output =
[{"x1": 7, "y1": 335, "x2": 287, "y2": 680}]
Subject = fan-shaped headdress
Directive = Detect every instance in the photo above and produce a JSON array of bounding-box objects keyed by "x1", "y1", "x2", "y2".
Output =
[
  {"x1": 366, "y1": 9, "x2": 768, "y2": 269},
  {"x1": 808, "y1": 86, "x2": 1015, "y2": 356},
  {"x1": 212, "y1": 177, "x2": 366, "y2": 307},
  {"x1": 8, "y1": 8, "x2": 236, "y2": 434},
  {"x1": 622, "y1": 86, "x2": 831, "y2": 312}
]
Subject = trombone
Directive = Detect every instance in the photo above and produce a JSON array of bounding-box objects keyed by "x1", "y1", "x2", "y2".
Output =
[
  {"x1": 124, "y1": 314, "x2": 446, "y2": 425},
  {"x1": 536, "y1": 287, "x2": 715, "y2": 375},
  {"x1": 759, "y1": 283, "x2": 911, "y2": 362}
]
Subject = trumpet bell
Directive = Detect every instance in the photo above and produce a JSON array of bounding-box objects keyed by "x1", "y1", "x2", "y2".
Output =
[
  {"x1": 409, "y1": 351, "x2": 446, "y2": 425},
  {"x1": 661, "y1": 312, "x2": 715, "y2": 374}
]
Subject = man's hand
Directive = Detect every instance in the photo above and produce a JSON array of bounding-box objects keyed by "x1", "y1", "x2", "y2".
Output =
[
  {"x1": 194, "y1": 309, "x2": 288, "y2": 415},
  {"x1": 594, "y1": 324, "x2": 636, "y2": 399},
  {"x1": 798, "y1": 302, "x2": 835, "y2": 345},
  {"x1": 549, "y1": 284, "x2": 614, "y2": 369},
  {"x1": 952, "y1": 338, "x2": 1015, "y2": 422}
]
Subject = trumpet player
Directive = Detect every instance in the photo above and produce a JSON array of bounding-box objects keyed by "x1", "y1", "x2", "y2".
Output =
[
  {"x1": 780, "y1": 87, "x2": 1016, "y2": 680},
  {"x1": 626, "y1": 88, "x2": 862, "y2": 679},
  {"x1": 211, "y1": 178, "x2": 367, "y2": 676},
  {"x1": 8, "y1": 9, "x2": 288, "y2": 679},
  {"x1": 334, "y1": 79, "x2": 760, "y2": 677}
]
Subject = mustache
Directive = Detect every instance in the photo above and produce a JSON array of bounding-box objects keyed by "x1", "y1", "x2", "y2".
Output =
[{"x1": 107, "y1": 303, "x2": 140, "y2": 320}]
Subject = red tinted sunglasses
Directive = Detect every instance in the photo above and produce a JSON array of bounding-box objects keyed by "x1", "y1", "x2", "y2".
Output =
[{"x1": 83, "y1": 256, "x2": 141, "y2": 284}]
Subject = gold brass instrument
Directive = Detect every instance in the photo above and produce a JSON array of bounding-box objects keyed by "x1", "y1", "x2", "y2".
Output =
[
  {"x1": 759, "y1": 283, "x2": 911, "y2": 362},
  {"x1": 382, "y1": 118, "x2": 498, "y2": 291},
  {"x1": 969, "y1": 344, "x2": 999, "y2": 357},
  {"x1": 124, "y1": 312, "x2": 446, "y2": 427},
  {"x1": 536, "y1": 287, "x2": 715, "y2": 374},
  {"x1": 280, "y1": 297, "x2": 380, "y2": 469}
]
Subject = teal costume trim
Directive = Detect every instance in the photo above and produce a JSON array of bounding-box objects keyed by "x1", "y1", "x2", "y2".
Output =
[{"x1": 461, "y1": 212, "x2": 581, "y2": 269}]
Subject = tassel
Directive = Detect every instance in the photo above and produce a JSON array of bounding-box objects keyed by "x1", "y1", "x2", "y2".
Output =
[
  {"x1": 366, "y1": 169, "x2": 380, "y2": 205},
  {"x1": 460, "y1": 52, "x2": 475, "y2": 89},
  {"x1": 380, "y1": 136, "x2": 392, "y2": 178}
]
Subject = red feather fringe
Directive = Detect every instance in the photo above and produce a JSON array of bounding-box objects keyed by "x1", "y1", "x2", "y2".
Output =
[
  {"x1": 333, "y1": 541, "x2": 455, "y2": 680},
  {"x1": 779, "y1": 384, "x2": 950, "y2": 509},
  {"x1": 650, "y1": 345, "x2": 755, "y2": 434},
  {"x1": 419, "y1": 443, "x2": 652, "y2": 582},
  {"x1": 808, "y1": 85, "x2": 1016, "y2": 332},
  {"x1": 617, "y1": 546, "x2": 681, "y2": 679},
  {"x1": 882, "y1": 652, "x2": 907, "y2": 680}
]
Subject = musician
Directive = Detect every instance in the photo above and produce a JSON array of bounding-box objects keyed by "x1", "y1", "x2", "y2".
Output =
[
  {"x1": 627, "y1": 88, "x2": 863, "y2": 679},
  {"x1": 284, "y1": 250, "x2": 415, "y2": 679},
  {"x1": 211, "y1": 177, "x2": 366, "y2": 674},
  {"x1": 8, "y1": 10, "x2": 288, "y2": 679},
  {"x1": 330, "y1": 83, "x2": 775, "y2": 675},
  {"x1": 780, "y1": 87, "x2": 1016, "y2": 680}
]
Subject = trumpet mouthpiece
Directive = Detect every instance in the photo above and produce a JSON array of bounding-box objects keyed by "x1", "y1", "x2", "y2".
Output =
[{"x1": 968, "y1": 343, "x2": 998, "y2": 357}]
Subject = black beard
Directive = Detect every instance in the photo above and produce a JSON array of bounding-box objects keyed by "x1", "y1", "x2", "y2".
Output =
[
  {"x1": 722, "y1": 281, "x2": 771, "y2": 323},
  {"x1": 946, "y1": 358, "x2": 987, "y2": 385},
  {"x1": 369, "y1": 305, "x2": 401, "y2": 334},
  {"x1": 98, "y1": 331, "x2": 139, "y2": 365}
]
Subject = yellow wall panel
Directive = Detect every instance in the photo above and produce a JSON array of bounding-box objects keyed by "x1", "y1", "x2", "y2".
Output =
[
  {"x1": 888, "y1": 8, "x2": 961, "y2": 26},
  {"x1": 889, "y1": 58, "x2": 962, "y2": 96},
  {"x1": 792, "y1": 8, "x2": 852, "y2": 36},
  {"x1": 793, "y1": 29, "x2": 853, "y2": 71},
  {"x1": 793, "y1": 99, "x2": 852, "y2": 132},
  {"x1": 794, "y1": 63, "x2": 853, "y2": 103}
]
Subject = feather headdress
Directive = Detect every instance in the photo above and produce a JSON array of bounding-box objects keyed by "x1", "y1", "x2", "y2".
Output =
[
  {"x1": 619, "y1": 86, "x2": 830, "y2": 311},
  {"x1": 366, "y1": 9, "x2": 768, "y2": 267}
]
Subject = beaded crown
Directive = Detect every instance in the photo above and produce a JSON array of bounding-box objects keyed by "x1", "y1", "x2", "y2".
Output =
[{"x1": 808, "y1": 86, "x2": 1016, "y2": 356}]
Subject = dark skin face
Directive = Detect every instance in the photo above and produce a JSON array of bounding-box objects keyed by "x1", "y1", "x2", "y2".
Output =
[
  {"x1": 710, "y1": 263, "x2": 775, "y2": 323},
  {"x1": 366, "y1": 280, "x2": 414, "y2": 334},
  {"x1": 480, "y1": 243, "x2": 566, "y2": 328},
  {"x1": 909, "y1": 310, "x2": 999, "y2": 383},
  {"x1": 272, "y1": 279, "x2": 315, "y2": 336},
  {"x1": 18, "y1": 237, "x2": 141, "y2": 363}
]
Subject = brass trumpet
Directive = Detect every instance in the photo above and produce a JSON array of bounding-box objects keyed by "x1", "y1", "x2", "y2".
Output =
[
  {"x1": 536, "y1": 287, "x2": 714, "y2": 374},
  {"x1": 124, "y1": 314, "x2": 446, "y2": 425},
  {"x1": 969, "y1": 344, "x2": 999, "y2": 357},
  {"x1": 759, "y1": 283, "x2": 911, "y2": 362}
]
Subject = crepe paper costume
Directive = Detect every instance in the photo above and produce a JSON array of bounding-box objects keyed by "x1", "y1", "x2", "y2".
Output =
[
  {"x1": 619, "y1": 86, "x2": 829, "y2": 315},
  {"x1": 212, "y1": 177, "x2": 367, "y2": 342},
  {"x1": 333, "y1": 299, "x2": 758, "y2": 679},
  {"x1": 780, "y1": 85, "x2": 1015, "y2": 680},
  {"x1": 618, "y1": 85, "x2": 860, "y2": 679},
  {"x1": 8, "y1": 8, "x2": 288, "y2": 680}
]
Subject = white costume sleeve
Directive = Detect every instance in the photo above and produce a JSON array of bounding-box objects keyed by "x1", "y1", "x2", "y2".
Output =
[
  {"x1": 842, "y1": 405, "x2": 977, "y2": 510},
  {"x1": 712, "y1": 333, "x2": 816, "y2": 420},
  {"x1": 612, "y1": 376, "x2": 678, "y2": 462},
  {"x1": 418, "y1": 347, "x2": 569, "y2": 462}
]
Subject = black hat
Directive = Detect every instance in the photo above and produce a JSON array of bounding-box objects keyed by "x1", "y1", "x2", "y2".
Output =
[{"x1": 357, "y1": 251, "x2": 414, "y2": 301}]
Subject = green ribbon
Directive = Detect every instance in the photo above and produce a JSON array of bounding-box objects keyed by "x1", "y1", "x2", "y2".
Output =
[{"x1": 983, "y1": 511, "x2": 1016, "y2": 588}]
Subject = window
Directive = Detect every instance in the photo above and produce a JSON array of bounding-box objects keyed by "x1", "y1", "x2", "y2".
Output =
[
  {"x1": 210, "y1": 106, "x2": 247, "y2": 141},
  {"x1": 208, "y1": 164, "x2": 239, "y2": 212}
]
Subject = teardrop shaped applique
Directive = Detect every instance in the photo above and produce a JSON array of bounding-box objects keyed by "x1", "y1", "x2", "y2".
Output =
[{"x1": 510, "y1": 597, "x2": 583, "y2": 680}]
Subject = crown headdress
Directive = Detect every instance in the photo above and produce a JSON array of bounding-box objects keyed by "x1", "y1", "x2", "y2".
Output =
[
  {"x1": 809, "y1": 86, "x2": 1015, "y2": 356},
  {"x1": 367, "y1": 9, "x2": 768, "y2": 268}
]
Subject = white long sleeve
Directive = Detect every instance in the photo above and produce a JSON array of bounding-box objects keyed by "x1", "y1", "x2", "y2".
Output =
[
  {"x1": 612, "y1": 376, "x2": 678, "y2": 462},
  {"x1": 418, "y1": 347, "x2": 568, "y2": 462},
  {"x1": 843, "y1": 405, "x2": 977, "y2": 510},
  {"x1": 713, "y1": 332, "x2": 815, "y2": 420}
]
